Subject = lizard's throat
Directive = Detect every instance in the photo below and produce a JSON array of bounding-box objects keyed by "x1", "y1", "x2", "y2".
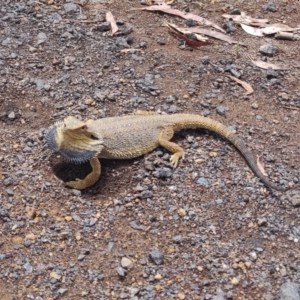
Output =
[{"x1": 46, "y1": 122, "x2": 104, "y2": 163}]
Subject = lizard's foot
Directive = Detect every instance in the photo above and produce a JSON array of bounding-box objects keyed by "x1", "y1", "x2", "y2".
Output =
[
  {"x1": 66, "y1": 178, "x2": 89, "y2": 190},
  {"x1": 66, "y1": 157, "x2": 101, "y2": 190},
  {"x1": 170, "y1": 153, "x2": 184, "y2": 168}
]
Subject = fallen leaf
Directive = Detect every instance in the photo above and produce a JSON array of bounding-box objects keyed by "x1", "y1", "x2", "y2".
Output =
[
  {"x1": 223, "y1": 13, "x2": 269, "y2": 27},
  {"x1": 120, "y1": 48, "x2": 143, "y2": 53},
  {"x1": 137, "y1": 4, "x2": 225, "y2": 32},
  {"x1": 251, "y1": 60, "x2": 289, "y2": 70},
  {"x1": 167, "y1": 23, "x2": 208, "y2": 41},
  {"x1": 106, "y1": 11, "x2": 118, "y2": 35},
  {"x1": 178, "y1": 26, "x2": 245, "y2": 45},
  {"x1": 262, "y1": 23, "x2": 300, "y2": 35},
  {"x1": 256, "y1": 155, "x2": 268, "y2": 177},
  {"x1": 241, "y1": 24, "x2": 264, "y2": 36},
  {"x1": 169, "y1": 30, "x2": 212, "y2": 48},
  {"x1": 227, "y1": 75, "x2": 253, "y2": 95}
]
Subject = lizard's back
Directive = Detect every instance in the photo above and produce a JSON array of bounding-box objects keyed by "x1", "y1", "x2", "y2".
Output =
[{"x1": 88, "y1": 114, "x2": 176, "y2": 159}]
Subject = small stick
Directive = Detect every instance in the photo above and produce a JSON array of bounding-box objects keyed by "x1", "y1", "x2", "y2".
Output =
[
  {"x1": 275, "y1": 32, "x2": 300, "y2": 40},
  {"x1": 283, "y1": 105, "x2": 300, "y2": 111}
]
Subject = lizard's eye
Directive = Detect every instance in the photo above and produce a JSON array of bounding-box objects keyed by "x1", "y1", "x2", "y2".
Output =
[{"x1": 81, "y1": 125, "x2": 87, "y2": 131}]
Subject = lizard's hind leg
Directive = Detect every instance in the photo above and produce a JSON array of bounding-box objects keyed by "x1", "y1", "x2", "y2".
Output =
[
  {"x1": 158, "y1": 127, "x2": 185, "y2": 168},
  {"x1": 66, "y1": 157, "x2": 101, "y2": 190}
]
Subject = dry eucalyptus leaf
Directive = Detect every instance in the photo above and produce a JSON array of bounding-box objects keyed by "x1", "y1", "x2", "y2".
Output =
[
  {"x1": 241, "y1": 24, "x2": 264, "y2": 36},
  {"x1": 137, "y1": 4, "x2": 225, "y2": 32},
  {"x1": 262, "y1": 23, "x2": 300, "y2": 35},
  {"x1": 179, "y1": 26, "x2": 245, "y2": 45},
  {"x1": 227, "y1": 75, "x2": 253, "y2": 95},
  {"x1": 106, "y1": 11, "x2": 118, "y2": 35},
  {"x1": 256, "y1": 155, "x2": 268, "y2": 177},
  {"x1": 223, "y1": 13, "x2": 269, "y2": 27},
  {"x1": 251, "y1": 60, "x2": 289, "y2": 70}
]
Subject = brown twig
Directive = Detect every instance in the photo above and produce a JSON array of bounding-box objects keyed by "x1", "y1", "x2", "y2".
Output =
[{"x1": 283, "y1": 105, "x2": 300, "y2": 111}]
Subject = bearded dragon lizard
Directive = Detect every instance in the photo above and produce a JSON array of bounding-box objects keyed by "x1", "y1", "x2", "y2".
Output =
[{"x1": 46, "y1": 111, "x2": 290, "y2": 191}]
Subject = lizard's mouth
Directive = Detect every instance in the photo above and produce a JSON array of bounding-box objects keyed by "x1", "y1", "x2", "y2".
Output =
[{"x1": 45, "y1": 122, "x2": 104, "y2": 163}]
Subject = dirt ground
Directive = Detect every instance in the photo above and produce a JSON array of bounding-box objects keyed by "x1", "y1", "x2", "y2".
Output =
[{"x1": 1, "y1": 0, "x2": 300, "y2": 299}]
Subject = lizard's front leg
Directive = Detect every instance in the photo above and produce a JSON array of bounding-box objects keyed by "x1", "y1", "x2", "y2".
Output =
[
  {"x1": 66, "y1": 157, "x2": 101, "y2": 190},
  {"x1": 158, "y1": 127, "x2": 185, "y2": 168}
]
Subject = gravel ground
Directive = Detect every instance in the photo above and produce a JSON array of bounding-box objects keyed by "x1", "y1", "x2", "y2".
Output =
[{"x1": 1, "y1": 0, "x2": 300, "y2": 299}]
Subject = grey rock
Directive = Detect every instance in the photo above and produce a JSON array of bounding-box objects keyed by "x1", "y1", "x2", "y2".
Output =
[
  {"x1": 8, "y1": 112, "x2": 15, "y2": 119},
  {"x1": 116, "y1": 266, "x2": 126, "y2": 277},
  {"x1": 249, "y1": 251, "x2": 257, "y2": 261},
  {"x1": 24, "y1": 261, "x2": 33, "y2": 274},
  {"x1": 115, "y1": 37, "x2": 130, "y2": 49},
  {"x1": 58, "y1": 288, "x2": 68, "y2": 295},
  {"x1": 56, "y1": 74, "x2": 70, "y2": 84},
  {"x1": 6, "y1": 189, "x2": 14, "y2": 196},
  {"x1": 149, "y1": 249, "x2": 164, "y2": 265},
  {"x1": 230, "y1": 68, "x2": 241, "y2": 78},
  {"x1": 166, "y1": 95, "x2": 176, "y2": 103},
  {"x1": 129, "y1": 220, "x2": 147, "y2": 231},
  {"x1": 197, "y1": 177, "x2": 209, "y2": 187},
  {"x1": 36, "y1": 32, "x2": 47, "y2": 45},
  {"x1": 215, "y1": 198, "x2": 223, "y2": 204},
  {"x1": 121, "y1": 257, "x2": 133, "y2": 269},
  {"x1": 72, "y1": 189, "x2": 81, "y2": 196},
  {"x1": 257, "y1": 217, "x2": 268, "y2": 226},
  {"x1": 130, "y1": 97, "x2": 147, "y2": 107},
  {"x1": 88, "y1": 269, "x2": 103, "y2": 282},
  {"x1": 128, "y1": 287, "x2": 140, "y2": 297},
  {"x1": 266, "y1": 68, "x2": 279, "y2": 79},
  {"x1": 157, "y1": 39, "x2": 166, "y2": 45},
  {"x1": 216, "y1": 106, "x2": 228, "y2": 115},
  {"x1": 167, "y1": 104, "x2": 177, "y2": 113},
  {"x1": 280, "y1": 281, "x2": 300, "y2": 300},
  {"x1": 95, "y1": 92, "x2": 106, "y2": 101},
  {"x1": 269, "y1": 78, "x2": 281, "y2": 86},
  {"x1": 3, "y1": 177, "x2": 12, "y2": 186},
  {"x1": 223, "y1": 21, "x2": 236, "y2": 33},
  {"x1": 2, "y1": 38, "x2": 11, "y2": 46},
  {"x1": 131, "y1": 54, "x2": 144, "y2": 61},
  {"x1": 172, "y1": 235, "x2": 183, "y2": 243},
  {"x1": 50, "y1": 12, "x2": 62, "y2": 23},
  {"x1": 22, "y1": 146, "x2": 32, "y2": 153},
  {"x1": 264, "y1": 0, "x2": 277, "y2": 12},
  {"x1": 23, "y1": 240, "x2": 33, "y2": 247},
  {"x1": 107, "y1": 94, "x2": 116, "y2": 101},
  {"x1": 259, "y1": 44, "x2": 279, "y2": 57},
  {"x1": 0, "y1": 209, "x2": 9, "y2": 218},
  {"x1": 290, "y1": 194, "x2": 300, "y2": 207},
  {"x1": 94, "y1": 21, "x2": 111, "y2": 32},
  {"x1": 139, "y1": 190, "x2": 153, "y2": 199},
  {"x1": 202, "y1": 56, "x2": 210, "y2": 65},
  {"x1": 64, "y1": 2, "x2": 77, "y2": 13},
  {"x1": 0, "y1": 254, "x2": 6, "y2": 261},
  {"x1": 77, "y1": 254, "x2": 86, "y2": 261},
  {"x1": 186, "y1": 19, "x2": 197, "y2": 27},
  {"x1": 34, "y1": 79, "x2": 45, "y2": 90},
  {"x1": 153, "y1": 167, "x2": 172, "y2": 178}
]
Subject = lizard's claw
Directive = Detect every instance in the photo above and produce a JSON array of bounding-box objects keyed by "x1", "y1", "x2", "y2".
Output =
[
  {"x1": 170, "y1": 153, "x2": 183, "y2": 168},
  {"x1": 66, "y1": 178, "x2": 86, "y2": 190}
]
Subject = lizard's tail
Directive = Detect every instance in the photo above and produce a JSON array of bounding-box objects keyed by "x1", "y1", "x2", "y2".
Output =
[{"x1": 174, "y1": 114, "x2": 290, "y2": 192}]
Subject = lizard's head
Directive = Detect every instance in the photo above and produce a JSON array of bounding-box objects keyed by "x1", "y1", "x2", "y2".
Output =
[{"x1": 46, "y1": 116, "x2": 104, "y2": 163}]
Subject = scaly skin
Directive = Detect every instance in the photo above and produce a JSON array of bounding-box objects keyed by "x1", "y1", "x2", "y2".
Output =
[{"x1": 46, "y1": 112, "x2": 290, "y2": 191}]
